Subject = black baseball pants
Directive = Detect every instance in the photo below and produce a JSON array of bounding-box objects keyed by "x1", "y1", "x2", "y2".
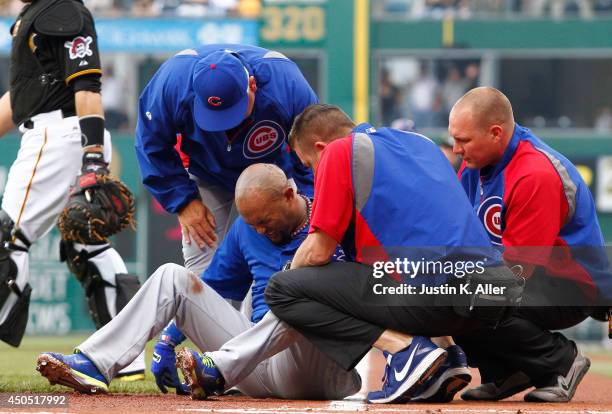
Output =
[
  {"x1": 265, "y1": 261, "x2": 575, "y2": 383},
  {"x1": 456, "y1": 270, "x2": 592, "y2": 385}
]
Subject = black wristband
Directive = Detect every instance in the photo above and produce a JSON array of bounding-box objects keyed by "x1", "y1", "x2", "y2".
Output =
[{"x1": 79, "y1": 115, "x2": 105, "y2": 148}]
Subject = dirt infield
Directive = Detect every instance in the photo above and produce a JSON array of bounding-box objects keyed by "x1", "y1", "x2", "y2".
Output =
[
  {"x1": 3, "y1": 351, "x2": 612, "y2": 413},
  {"x1": 2, "y1": 378, "x2": 612, "y2": 414},
  {"x1": 3, "y1": 370, "x2": 612, "y2": 413}
]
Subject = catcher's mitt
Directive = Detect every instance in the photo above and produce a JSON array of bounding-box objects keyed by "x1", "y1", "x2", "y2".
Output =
[{"x1": 59, "y1": 172, "x2": 135, "y2": 244}]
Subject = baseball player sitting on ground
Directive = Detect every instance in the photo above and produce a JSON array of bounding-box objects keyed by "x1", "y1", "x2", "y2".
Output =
[
  {"x1": 137, "y1": 44, "x2": 319, "y2": 387},
  {"x1": 0, "y1": 0, "x2": 144, "y2": 378},
  {"x1": 35, "y1": 164, "x2": 361, "y2": 400}
]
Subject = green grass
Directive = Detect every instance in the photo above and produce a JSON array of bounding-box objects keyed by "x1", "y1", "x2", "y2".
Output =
[
  {"x1": 585, "y1": 350, "x2": 612, "y2": 379},
  {"x1": 0, "y1": 335, "x2": 194, "y2": 394},
  {"x1": 591, "y1": 364, "x2": 612, "y2": 378}
]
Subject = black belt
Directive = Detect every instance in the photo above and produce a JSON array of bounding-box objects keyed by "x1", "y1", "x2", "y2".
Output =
[{"x1": 23, "y1": 108, "x2": 77, "y2": 129}]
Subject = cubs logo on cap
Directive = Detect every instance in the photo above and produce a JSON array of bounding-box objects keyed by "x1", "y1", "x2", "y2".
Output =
[
  {"x1": 207, "y1": 96, "x2": 222, "y2": 107},
  {"x1": 193, "y1": 50, "x2": 251, "y2": 132},
  {"x1": 477, "y1": 196, "x2": 503, "y2": 245}
]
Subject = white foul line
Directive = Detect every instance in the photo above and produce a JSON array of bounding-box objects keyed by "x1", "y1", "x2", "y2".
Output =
[{"x1": 178, "y1": 404, "x2": 612, "y2": 414}]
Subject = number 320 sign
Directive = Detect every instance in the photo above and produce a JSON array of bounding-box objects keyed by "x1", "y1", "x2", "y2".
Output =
[{"x1": 261, "y1": 4, "x2": 326, "y2": 45}]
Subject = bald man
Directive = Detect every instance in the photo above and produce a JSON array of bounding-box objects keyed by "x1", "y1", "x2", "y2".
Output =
[
  {"x1": 36, "y1": 164, "x2": 360, "y2": 400},
  {"x1": 451, "y1": 87, "x2": 611, "y2": 402}
]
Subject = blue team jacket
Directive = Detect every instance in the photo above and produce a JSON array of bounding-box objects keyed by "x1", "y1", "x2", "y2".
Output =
[
  {"x1": 203, "y1": 216, "x2": 311, "y2": 323},
  {"x1": 345, "y1": 124, "x2": 501, "y2": 285},
  {"x1": 458, "y1": 124, "x2": 612, "y2": 301},
  {"x1": 135, "y1": 44, "x2": 316, "y2": 213},
  {"x1": 161, "y1": 207, "x2": 345, "y2": 345}
]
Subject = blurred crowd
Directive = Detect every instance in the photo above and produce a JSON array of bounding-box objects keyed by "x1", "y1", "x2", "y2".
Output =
[
  {"x1": 3, "y1": 0, "x2": 612, "y2": 18},
  {"x1": 378, "y1": 59, "x2": 612, "y2": 133},
  {"x1": 375, "y1": 0, "x2": 612, "y2": 19},
  {"x1": 380, "y1": 61, "x2": 479, "y2": 129},
  {"x1": 0, "y1": 0, "x2": 261, "y2": 17}
]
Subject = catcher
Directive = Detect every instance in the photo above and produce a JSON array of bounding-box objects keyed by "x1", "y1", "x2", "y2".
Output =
[
  {"x1": 0, "y1": 0, "x2": 145, "y2": 379},
  {"x1": 58, "y1": 163, "x2": 141, "y2": 337}
]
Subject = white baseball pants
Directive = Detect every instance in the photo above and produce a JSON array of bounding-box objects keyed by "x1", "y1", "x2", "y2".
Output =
[{"x1": 0, "y1": 110, "x2": 144, "y2": 374}]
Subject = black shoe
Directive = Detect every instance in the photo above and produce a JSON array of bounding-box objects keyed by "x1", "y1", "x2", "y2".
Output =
[
  {"x1": 524, "y1": 349, "x2": 590, "y2": 403},
  {"x1": 461, "y1": 371, "x2": 532, "y2": 401}
]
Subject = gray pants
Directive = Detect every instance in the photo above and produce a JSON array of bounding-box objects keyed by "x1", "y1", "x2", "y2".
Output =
[
  {"x1": 182, "y1": 180, "x2": 238, "y2": 276},
  {"x1": 78, "y1": 263, "x2": 361, "y2": 399}
]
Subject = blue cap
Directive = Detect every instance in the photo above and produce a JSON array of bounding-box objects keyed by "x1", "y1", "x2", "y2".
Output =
[{"x1": 192, "y1": 51, "x2": 250, "y2": 132}]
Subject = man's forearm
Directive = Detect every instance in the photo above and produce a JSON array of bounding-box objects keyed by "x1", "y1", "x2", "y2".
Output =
[
  {"x1": 0, "y1": 92, "x2": 15, "y2": 138},
  {"x1": 290, "y1": 241, "x2": 311, "y2": 269},
  {"x1": 291, "y1": 232, "x2": 336, "y2": 269},
  {"x1": 75, "y1": 90, "x2": 104, "y2": 117}
]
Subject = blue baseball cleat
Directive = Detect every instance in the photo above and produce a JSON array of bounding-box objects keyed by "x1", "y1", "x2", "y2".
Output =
[
  {"x1": 411, "y1": 344, "x2": 472, "y2": 402},
  {"x1": 367, "y1": 337, "x2": 447, "y2": 404},
  {"x1": 36, "y1": 352, "x2": 108, "y2": 394},
  {"x1": 175, "y1": 348, "x2": 225, "y2": 400}
]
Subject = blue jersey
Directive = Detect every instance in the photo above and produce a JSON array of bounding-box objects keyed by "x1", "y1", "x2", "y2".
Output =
[
  {"x1": 349, "y1": 125, "x2": 498, "y2": 255},
  {"x1": 312, "y1": 124, "x2": 502, "y2": 276},
  {"x1": 160, "y1": 208, "x2": 344, "y2": 345},
  {"x1": 458, "y1": 124, "x2": 612, "y2": 301},
  {"x1": 135, "y1": 44, "x2": 316, "y2": 214},
  {"x1": 203, "y1": 216, "x2": 305, "y2": 323}
]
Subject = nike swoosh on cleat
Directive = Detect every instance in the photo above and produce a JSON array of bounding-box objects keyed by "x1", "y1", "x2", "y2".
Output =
[
  {"x1": 559, "y1": 363, "x2": 578, "y2": 392},
  {"x1": 394, "y1": 344, "x2": 419, "y2": 382},
  {"x1": 560, "y1": 380, "x2": 570, "y2": 392},
  {"x1": 560, "y1": 375, "x2": 571, "y2": 392}
]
